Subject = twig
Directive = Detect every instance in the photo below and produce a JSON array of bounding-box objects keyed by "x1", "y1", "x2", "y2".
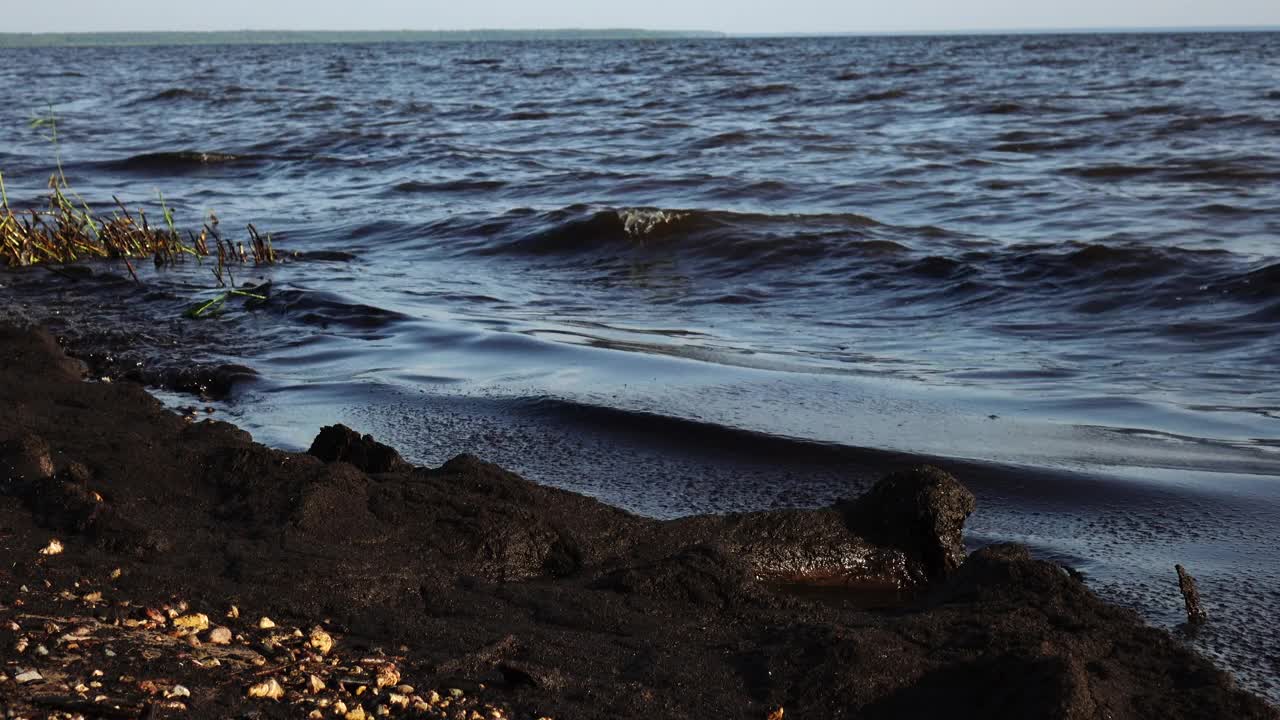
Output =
[{"x1": 1175, "y1": 564, "x2": 1208, "y2": 625}]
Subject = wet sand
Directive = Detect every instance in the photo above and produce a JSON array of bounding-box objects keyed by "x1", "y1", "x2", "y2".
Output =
[{"x1": 1, "y1": 322, "x2": 1276, "y2": 719}]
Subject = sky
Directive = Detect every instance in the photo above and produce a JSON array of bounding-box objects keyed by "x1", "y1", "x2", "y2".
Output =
[{"x1": 5, "y1": 0, "x2": 1280, "y2": 34}]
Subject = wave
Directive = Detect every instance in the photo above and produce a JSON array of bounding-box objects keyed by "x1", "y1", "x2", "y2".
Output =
[
  {"x1": 691, "y1": 130, "x2": 754, "y2": 149},
  {"x1": 391, "y1": 179, "x2": 508, "y2": 194},
  {"x1": 714, "y1": 83, "x2": 795, "y2": 101},
  {"x1": 268, "y1": 289, "x2": 410, "y2": 330},
  {"x1": 498, "y1": 110, "x2": 556, "y2": 121},
  {"x1": 100, "y1": 151, "x2": 259, "y2": 172},
  {"x1": 133, "y1": 87, "x2": 209, "y2": 103},
  {"x1": 411, "y1": 206, "x2": 1280, "y2": 324},
  {"x1": 458, "y1": 207, "x2": 884, "y2": 261},
  {"x1": 840, "y1": 88, "x2": 908, "y2": 104},
  {"x1": 978, "y1": 101, "x2": 1025, "y2": 115},
  {"x1": 514, "y1": 395, "x2": 895, "y2": 466},
  {"x1": 1067, "y1": 158, "x2": 1279, "y2": 184}
]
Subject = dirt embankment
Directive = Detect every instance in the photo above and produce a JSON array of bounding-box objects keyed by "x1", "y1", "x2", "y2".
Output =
[{"x1": 1, "y1": 323, "x2": 1274, "y2": 719}]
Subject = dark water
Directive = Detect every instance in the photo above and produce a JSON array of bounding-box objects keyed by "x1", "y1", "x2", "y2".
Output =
[{"x1": 1, "y1": 33, "x2": 1278, "y2": 700}]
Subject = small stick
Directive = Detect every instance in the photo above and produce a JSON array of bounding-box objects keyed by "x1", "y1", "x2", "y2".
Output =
[{"x1": 1175, "y1": 564, "x2": 1207, "y2": 625}]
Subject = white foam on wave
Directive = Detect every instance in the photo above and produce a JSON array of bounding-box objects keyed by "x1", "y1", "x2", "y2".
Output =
[{"x1": 617, "y1": 208, "x2": 688, "y2": 238}]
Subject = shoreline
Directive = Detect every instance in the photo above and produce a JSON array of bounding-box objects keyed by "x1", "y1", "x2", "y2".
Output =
[{"x1": 1, "y1": 321, "x2": 1275, "y2": 719}]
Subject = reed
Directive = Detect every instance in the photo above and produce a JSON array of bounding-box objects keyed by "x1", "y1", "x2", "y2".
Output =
[
  {"x1": 0, "y1": 172, "x2": 279, "y2": 274},
  {"x1": 1, "y1": 109, "x2": 278, "y2": 282}
]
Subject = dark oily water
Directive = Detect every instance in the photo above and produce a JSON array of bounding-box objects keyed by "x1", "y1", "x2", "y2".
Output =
[{"x1": 2, "y1": 33, "x2": 1279, "y2": 700}]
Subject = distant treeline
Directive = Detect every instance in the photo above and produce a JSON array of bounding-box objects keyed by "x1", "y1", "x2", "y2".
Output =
[{"x1": 0, "y1": 29, "x2": 725, "y2": 48}]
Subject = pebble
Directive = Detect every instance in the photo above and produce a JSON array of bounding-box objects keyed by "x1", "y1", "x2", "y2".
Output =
[
  {"x1": 166, "y1": 685, "x2": 191, "y2": 699},
  {"x1": 174, "y1": 613, "x2": 210, "y2": 631},
  {"x1": 345, "y1": 706, "x2": 367, "y2": 720},
  {"x1": 208, "y1": 626, "x2": 233, "y2": 645},
  {"x1": 39, "y1": 539, "x2": 64, "y2": 556},
  {"x1": 247, "y1": 677, "x2": 285, "y2": 701},
  {"x1": 15, "y1": 670, "x2": 43, "y2": 684},
  {"x1": 258, "y1": 616, "x2": 276, "y2": 629},
  {"x1": 308, "y1": 674, "x2": 327, "y2": 694},
  {"x1": 310, "y1": 626, "x2": 335, "y2": 655},
  {"x1": 376, "y1": 664, "x2": 401, "y2": 689}
]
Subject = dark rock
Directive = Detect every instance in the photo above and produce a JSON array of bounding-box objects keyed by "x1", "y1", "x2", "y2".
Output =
[
  {"x1": 929, "y1": 543, "x2": 1096, "y2": 610},
  {"x1": 673, "y1": 508, "x2": 922, "y2": 588},
  {"x1": 25, "y1": 477, "x2": 106, "y2": 532},
  {"x1": 0, "y1": 432, "x2": 55, "y2": 487},
  {"x1": 144, "y1": 363, "x2": 258, "y2": 399},
  {"x1": 500, "y1": 661, "x2": 567, "y2": 691},
  {"x1": 593, "y1": 544, "x2": 757, "y2": 610},
  {"x1": 290, "y1": 463, "x2": 386, "y2": 544},
  {"x1": 860, "y1": 654, "x2": 1097, "y2": 720},
  {"x1": 840, "y1": 465, "x2": 976, "y2": 580},
  {"x1": 308, "y1": 424, "x2": 411, "y2": 474}
]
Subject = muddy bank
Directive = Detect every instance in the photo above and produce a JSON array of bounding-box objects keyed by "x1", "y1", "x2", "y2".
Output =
[{"x1": 1, "y1": 323, "x2": 1275, "y2": 719}]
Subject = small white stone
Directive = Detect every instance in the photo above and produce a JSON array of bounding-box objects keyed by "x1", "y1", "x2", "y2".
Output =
[
  {"x1": 166, "y1": 685, "x2": 191, "y2": 699},
  {"x1": 257, "y1": 617, "x2": 276, "y2": 630},
  {"x1": 309, "y1": 627, "x2": 334, "y2": 655},
  {"x1": 15, "y1": 669, "x2": 43, "y2": 684},
  {"x1": 375, "y1": 665, "x2": 400, "y2": 689},
  {"x1": 39, "y1": 539, "x2": 63, "y2": 555},
  {"x1": 173, "y1": 613, "x2": 210, "y2": 631},
  {"x1": 247, "y1": 677, "x2": 285, "y2": 701}
]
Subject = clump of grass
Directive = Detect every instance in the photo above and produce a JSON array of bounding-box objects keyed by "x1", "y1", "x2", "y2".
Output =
[
  {"x1": 0, "y1": 172, "x2": 277, "y2": 280},
  {"x1": 1, "y1": 108, "x2": 278, "y2": 282}
]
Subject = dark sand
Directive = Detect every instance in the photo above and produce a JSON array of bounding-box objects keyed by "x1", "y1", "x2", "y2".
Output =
[{"x1": 1, "y1": 322, "x2": 1276, "y2": 719}]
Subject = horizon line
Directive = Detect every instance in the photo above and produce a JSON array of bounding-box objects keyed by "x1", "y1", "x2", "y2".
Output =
[{"x1": 3, "y1": 24, "x2": 1279, "y2": 37}]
